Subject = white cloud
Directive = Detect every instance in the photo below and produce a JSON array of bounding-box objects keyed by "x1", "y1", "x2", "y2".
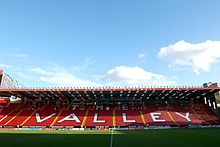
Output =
[
  {"x1": 31, "y1": 67, "x2": 100, "y2": 87},
  {"x1": 138, "y1": 53, "x2": 146, "y2": 59},
  {"x1": 103, "y1": 66, "x2": 176, "y2": 86},
  {"x1": 28, "y1": 66, "x2": 176, "y2": 87},
  {"x1": 0, "y1": 64, "x2": 13, "y2": 69},
  {"x1": 1, "y1": 62, "x2": 177, "y2": 87},
  {"x1": 0, "y1": 53, "x2": 28, "y2": 58},
  {"x1": 157, "y1": 40, "x2": 220, "y2": 73}
]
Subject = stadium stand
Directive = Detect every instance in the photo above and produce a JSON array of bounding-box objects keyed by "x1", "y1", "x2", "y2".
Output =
[
  {"x1": 0, "y1": 71, "x2": 220, "y2": 129},
  {"x1": 0, "y1": 101, "x2": 220, "y2": 128}
]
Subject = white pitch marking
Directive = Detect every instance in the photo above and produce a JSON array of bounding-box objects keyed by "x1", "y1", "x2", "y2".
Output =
[{"x1": 110, "y1": 128, "x2": 114, "y2": 147}]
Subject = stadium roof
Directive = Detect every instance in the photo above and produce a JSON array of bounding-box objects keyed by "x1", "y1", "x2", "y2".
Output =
[{"x1": 0, "y1": 87, "x2": 220, "y2": 101}]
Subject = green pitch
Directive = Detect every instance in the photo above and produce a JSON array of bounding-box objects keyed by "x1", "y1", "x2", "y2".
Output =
[{"x1": 0, "y1": 128, "x2": 220, "y2": 147}]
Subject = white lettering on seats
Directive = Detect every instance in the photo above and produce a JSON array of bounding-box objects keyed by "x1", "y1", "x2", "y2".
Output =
[
  {"x1": 96, "y1": 105, "x2": 103, "y2": 110},
  {"x1": 150, "y1": 112, "x2": 166, "y2": 122},
  {"x1": 58, "y1": 113, "x2": 81, "y2": 123},
  {"x1": 122, "y1": 105, "x2": 128, "y2": 110},
  {"x1": 175, "y1": 112, "x2": 191, "y2": 122},
  {"x1": 0, "y1": 115, "x2": 8, "y2": 122},
  {"x1": 36, "y1": 113, "x2": 56, "y2": 123},
  {"x1": 72, "y1": 105, "x2": 77, "y2": 110},
  {"x1": 122, "y1": 113, "x2": 136, "y2": 123},
  {"x1": 93, "y1": 113, "x2": 106, "y2": 123}
]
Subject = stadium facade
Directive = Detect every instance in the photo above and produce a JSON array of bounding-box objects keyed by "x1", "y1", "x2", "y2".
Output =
[{"x1": 0, "y1": 70, "x2": 220, "y2": 129}]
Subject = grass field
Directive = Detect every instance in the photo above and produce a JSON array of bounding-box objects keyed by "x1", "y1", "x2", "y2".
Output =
[{"x1": 0, "y1": 128, "x2": 220, "y2": 147}]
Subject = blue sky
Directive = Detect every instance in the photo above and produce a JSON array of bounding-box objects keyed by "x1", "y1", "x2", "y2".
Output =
[{"x1": 0, "y1": 0, "x2": 220, "y2": 87}]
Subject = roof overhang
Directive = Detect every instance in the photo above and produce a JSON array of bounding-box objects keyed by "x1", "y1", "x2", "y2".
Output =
[{"x1": 0, "y1": 87, "x2": 220, "y2": 101}]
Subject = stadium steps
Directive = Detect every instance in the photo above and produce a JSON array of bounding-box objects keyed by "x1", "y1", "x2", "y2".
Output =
[
  {"x1": 50, "y1": 109, "x2": 63, "y2": 127},
  {"x1": 199, "y1": 105, "x2": 220, "y2": 124},
  {"x1": 66, "y1": 105, "x2": 71, "y2": 110},
  {"x1": 20, "y1": 109, "x2": 38, "y2": 126},
  {"x1": 113, "y1": 110, "x2": 116, "y2": 127},
  {"x1": 194, "y1": 104, "x2": 217, "y2": 124},
  {"x1": 0, "y1": 109, "x2": 17, "y2": 124},
  {"x1": 7, "y1": 109, "x2": 34, "y2": 126},
  {"x1": 142, "y1": 104, "x2": 147, "y2": 110},
  {"x1": 4, "y1": 109, "x2": 23, "y2": 126},
  {"x1": 86, "y1": 110, "x2": 113, "y2": 126},
  {"x1": 6, "y1": 102, "x2": 10, "y2": 107},
  {"x1": 166, "y1": 104, "x2": 177, "y2": 125},
  {"x1": 0, "y1": 107, "x2": 3, "y2": 114},
  {"x1": 139, "y1": 111, "x2": 147, "y2": 126},
  {"x1": 191, "y1": 107, "x2": 208, "y2": 125},
  {"x1": 166, "y1": 111, "x2": 177, "y2": 125},
  {"x1": 141, "y1": 104, "x2": 157, "y2": 125},
  {"x1": 200, "y1": 109, "x2": 218, "y2": 124},
  {"x1": 39, "y1": 105, "x2": 46, "y2": 110},
  {"x1": 157, "y1": 110, "x2": 174, "y2": 125},
  {"x1": 201, "y1": 106, "x2": 220, "y2": 124},
  {"x1": 81, "y1": 110, "x2": 89, "y2": 127}
]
